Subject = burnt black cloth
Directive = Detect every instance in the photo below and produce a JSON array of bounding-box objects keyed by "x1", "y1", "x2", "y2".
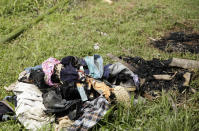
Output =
[
  {"x1": 107, "y1": 69, "x2": 136, "y2": 87},
  {"x1": 43, "y1": 89, "x2": 81, "y2": 112},
  {"x1": 29, "y1": 69, "x2": 47, "y2": 88},
  {"x1": 0, "y1": 101, "x2": 14, "y2": 121},
  {"x1": 60, "y1": 82, "x2": 81, "y2": 100},
  {"x1": 43, "y1": 89, "x2": 83, "y2": 120}
]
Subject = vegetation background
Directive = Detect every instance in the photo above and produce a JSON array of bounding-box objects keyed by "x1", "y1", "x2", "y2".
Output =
[{"x1": 0, "y1": 0, "x2": 199, "y2": 130}]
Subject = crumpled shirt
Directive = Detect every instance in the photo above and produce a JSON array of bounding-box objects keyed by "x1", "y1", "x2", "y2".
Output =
[
  {"x1": 13, "y1": 82, "x2": 55, "y2": 131},
  {"x1": 42, "y1": 57, "x2": 60, "y2": 86}
]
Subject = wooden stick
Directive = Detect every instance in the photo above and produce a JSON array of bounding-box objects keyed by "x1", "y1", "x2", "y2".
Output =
[
  {"x1": 153, "y1": 74, "x2": 173, "y2": 80},
  {"x1": 153, "y1": 72, "x2": 177, "y2": 80},
  {"x1": 183, "y1": 72, "x2": 191, "y2": 86}
]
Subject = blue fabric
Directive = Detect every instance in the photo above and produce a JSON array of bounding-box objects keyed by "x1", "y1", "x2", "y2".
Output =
[
  {"x1": 60, "y1": 56, "x2": 79, "y2": 83},
  {"x1": 25, "y1": 65, "x2": 42, "y2": 73},
  {"x1": 84, "y1": 55, "x2": 104, "y2": 79},
  {"x1": 103, "y1": 64, "x2": 112, "y2": 79},
  {"x1": 79, "y1": 59, "x2": 87, "y2": 66}
]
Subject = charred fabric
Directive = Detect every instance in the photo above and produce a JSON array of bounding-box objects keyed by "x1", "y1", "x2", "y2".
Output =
[{"x1": 1, "y1": 54, "x2": 197, "y2": 131}]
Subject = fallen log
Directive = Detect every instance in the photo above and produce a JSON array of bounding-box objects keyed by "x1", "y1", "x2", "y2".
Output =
[
  {"x1": 169, "y1": 58, "x2": 199, "y2": 69},
  {"x1": 0, "y1": 1, "x2": 68, "y2": 44}
]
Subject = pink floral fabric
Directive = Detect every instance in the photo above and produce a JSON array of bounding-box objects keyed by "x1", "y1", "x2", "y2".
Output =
[{"x1": 42, "y1": 57, "x2": 60, "y2": 86}]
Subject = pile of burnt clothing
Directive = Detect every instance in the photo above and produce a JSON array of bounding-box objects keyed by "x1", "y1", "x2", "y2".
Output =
[
  {"x1": 5, "y1": 55, "x2": 139, "y2": 131},
  {"x1": 4, "y1": 54, "x2": 196, "y2": 130},
  {"x1": 121, "y1": 56, "x2": 196, "y2": 97}
]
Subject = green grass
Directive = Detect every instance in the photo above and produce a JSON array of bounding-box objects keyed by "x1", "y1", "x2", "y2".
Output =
[{"x1": 0, "y1": 0, "x2": 199, "y2": 130}]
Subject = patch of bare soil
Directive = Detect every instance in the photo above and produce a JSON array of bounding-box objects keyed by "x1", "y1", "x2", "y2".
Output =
[{"x1": 151, "y1": 31, "x2": 199, "y2": 54}]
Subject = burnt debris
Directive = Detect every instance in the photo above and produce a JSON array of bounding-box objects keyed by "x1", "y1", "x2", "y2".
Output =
[{"x1": 151, "y1": 32, "x2": 199, "y2": 53}]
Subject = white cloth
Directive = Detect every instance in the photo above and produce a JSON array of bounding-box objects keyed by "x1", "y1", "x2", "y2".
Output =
[{"x1": 13, "y1": 82, "x2": 54, "y2": 131}]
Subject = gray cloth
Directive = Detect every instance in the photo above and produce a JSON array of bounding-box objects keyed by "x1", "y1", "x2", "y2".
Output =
[
  {"x1": 109, "y1": 62, "x2": 139, "y2": 86},
  {"x1": 43, "y1": 90, "x2": 80, "y2": 113}
]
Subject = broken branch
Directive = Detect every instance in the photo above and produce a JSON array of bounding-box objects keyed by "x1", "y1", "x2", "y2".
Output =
[{"x1": 153, "y1": 74, "x2": 173, "y2": 80}]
